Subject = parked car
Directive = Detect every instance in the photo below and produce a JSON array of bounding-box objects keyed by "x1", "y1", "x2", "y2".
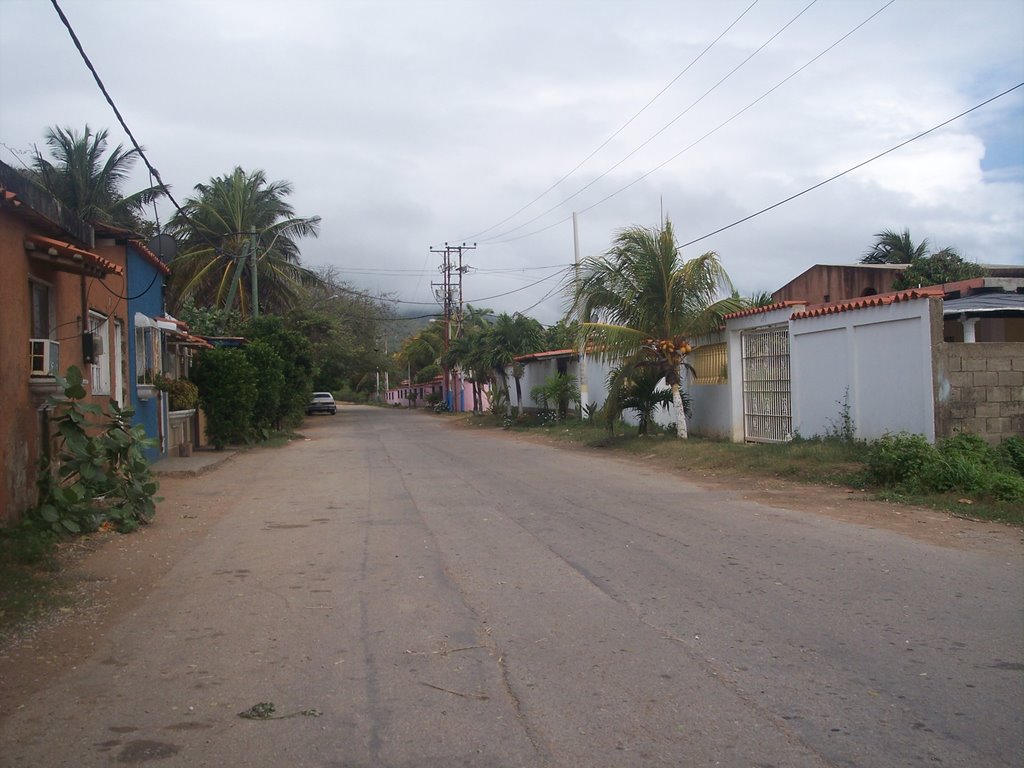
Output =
[{"x1": 307, "y1": 391, "x2": 337, "y2": 415}]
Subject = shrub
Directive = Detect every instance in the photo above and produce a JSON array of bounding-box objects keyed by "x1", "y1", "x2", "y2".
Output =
[
  {"x1": 191, "y1": 348, "x2": 259, "y2": 448},
  {"x1": 865, "y1": 432, "x2": 934, "y2": 487},
  {"x1": 244, "y1": 317, "x2": 315, "y2": 429},
  {"x1": 938, "y1": 433, "x2": 999, "y2": 467},
  {"x1": 243, "y1": 340, "x2": 286, "y2": 432},
  {"x1": 922, "y1": 451, "x2": 985, "y2": 493},
  {"x1": 997, "y1": 436, "x2": 1024, "y2": 476},
  {"x1": 984, "y1": 472, "x2": 1024, "y2": 504},
  {"x1": 165, "y1": 378, "x2": 199, "y2": 412}
]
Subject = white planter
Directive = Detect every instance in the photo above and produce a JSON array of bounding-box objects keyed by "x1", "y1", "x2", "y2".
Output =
[{"x1": 137, "y1": 384, "x2": 157, "y2": 401}]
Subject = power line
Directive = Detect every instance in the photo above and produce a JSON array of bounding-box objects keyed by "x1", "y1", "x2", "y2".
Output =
[
  {"x1": 483, "y1": 0, "x2": 823, "y2": 243},
  {"x1": 49, "y1": 0, "x2": 222, "y2": 257},
  {"x1": 457, "y1": 0, "x2": 762, "y2": 243},
  {"x1": 490, "y1": 0, "x2": 898, "y2": 245},
  {"x1": 677, "y1": 81, "x2": 1024, "y2": 249}
]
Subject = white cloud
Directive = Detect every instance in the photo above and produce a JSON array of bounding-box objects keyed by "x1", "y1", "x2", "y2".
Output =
[{"x1": 1, "y1": 0, "x2": 1021, "y2": 326}]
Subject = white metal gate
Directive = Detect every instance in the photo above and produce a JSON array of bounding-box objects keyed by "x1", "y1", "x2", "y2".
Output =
[{"x1": 741, "y1": 327, "x2": 792, "y2": 443}]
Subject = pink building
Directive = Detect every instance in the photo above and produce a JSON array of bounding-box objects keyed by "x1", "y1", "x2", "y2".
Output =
[{"x1": 384, "y1": 374, "x2": 490, "y2": 412}]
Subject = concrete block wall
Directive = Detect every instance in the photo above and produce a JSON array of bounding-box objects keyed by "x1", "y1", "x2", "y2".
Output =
[{"x1": 934, "y1": 342, "x2": 1024, "y2": 443}]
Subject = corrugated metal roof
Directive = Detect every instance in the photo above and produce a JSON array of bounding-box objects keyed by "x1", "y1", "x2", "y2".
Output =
[{"x1": 943, "y1": 292, "x2": 1024, "y2": 314}]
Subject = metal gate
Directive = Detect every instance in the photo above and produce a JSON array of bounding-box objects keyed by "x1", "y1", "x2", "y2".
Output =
[{"x1": 741, "y1": 327, "x2": 792, "y2": 443}]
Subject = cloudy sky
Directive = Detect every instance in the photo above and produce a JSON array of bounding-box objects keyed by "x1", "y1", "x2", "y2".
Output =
[{"x1": 1, "y1": 0, "x2": 1022, "y2": 324}]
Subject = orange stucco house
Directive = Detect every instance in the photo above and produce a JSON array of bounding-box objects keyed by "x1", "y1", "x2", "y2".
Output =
[{"x1": 0, "y1": 162, "x2": 130, "y2": 525}]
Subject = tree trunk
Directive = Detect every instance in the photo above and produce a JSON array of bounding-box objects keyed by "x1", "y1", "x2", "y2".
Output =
[
  {"x1": 671, "y1": 383, "x2": 688, "y2": 439},
  {"x1": 514, "y1": 376, "x2": 523, "y2": 415}
]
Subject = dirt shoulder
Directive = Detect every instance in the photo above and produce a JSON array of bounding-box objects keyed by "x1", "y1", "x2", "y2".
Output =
[{"x1": 0, "y1": 472, "x2": 238, "y2": 722}]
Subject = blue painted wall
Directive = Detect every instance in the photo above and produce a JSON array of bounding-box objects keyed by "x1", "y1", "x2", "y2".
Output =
[{"x1": 125, "y1": 245, "x2": 166, "y2": 461}]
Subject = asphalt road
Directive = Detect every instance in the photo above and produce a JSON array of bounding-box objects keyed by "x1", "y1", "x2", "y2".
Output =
[{"x1": 2, "y1": 405, "x2": 1021, "y2": 767}]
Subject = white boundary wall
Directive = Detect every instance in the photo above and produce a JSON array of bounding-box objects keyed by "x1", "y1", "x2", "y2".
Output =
[{"x1": 789, "y1": 298, "x2": 937, "y2": 442}]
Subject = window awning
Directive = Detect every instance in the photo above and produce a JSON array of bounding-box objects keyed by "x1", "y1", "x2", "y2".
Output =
[{"x1": 25, "y1": 234, "x2": 123, "y2": 277}]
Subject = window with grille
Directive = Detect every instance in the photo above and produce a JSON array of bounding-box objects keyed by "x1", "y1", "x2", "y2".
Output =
[{"x1": 691, "y1": 342, "x2": 728, "y2": 385}]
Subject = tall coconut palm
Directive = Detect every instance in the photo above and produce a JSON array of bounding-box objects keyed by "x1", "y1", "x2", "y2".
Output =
[
  {"x1": 860, "y1": 228, "x2": 930, "y2": 264},
  {"x1": 570, "y1": 218, "x2": 742, "y2": 439},
  {"x1": 30, "y1": 125, "x2": 164, "y2": 228},
  {"x1": 167, "y1": 167, "x2": 320, "y2": 315}
]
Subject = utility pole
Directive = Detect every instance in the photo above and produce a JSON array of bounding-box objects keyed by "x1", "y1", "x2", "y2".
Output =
[
  {"x1": 430, "y1": 242, "x2": 475, "y2": 411},
  {"x1": 573, "y1": 213, "x2": 587, "y2": 419}
]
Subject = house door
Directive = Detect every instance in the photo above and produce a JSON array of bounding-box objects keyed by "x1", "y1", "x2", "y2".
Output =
[
  {"x1": 741, "y1": 326, "x2": 792, "y2": 443},
  {"x1": 88, "y1": 311, "x2": 111, "y2": 396}
]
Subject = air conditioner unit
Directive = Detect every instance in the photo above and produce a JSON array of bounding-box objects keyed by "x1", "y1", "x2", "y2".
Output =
[{"x1": 29, "y1": 338, "x2": 60, "y2": 376}]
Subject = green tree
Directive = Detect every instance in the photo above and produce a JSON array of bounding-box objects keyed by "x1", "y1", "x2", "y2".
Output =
[
  {"x1": 242, "y1": 340, "x2": 286, "y2": 434},
  {"x1": 892, "y1": 250, "x2": 986, "y2": 290},
  {"x1": 397, "y1": 322, "x2": 445, "y2": 385},
  {"x1": 30, "y1": 125, "x2": 164, "y2": 229},
  {"x1": 442, "y1": 305, "x2": 495, "y2": 413},
  {"x1": 287, "y1": 270, "x2": 393, "y2": 397},
  {"x1": 245, "y1": 316, "x2": 316, "y2": 428},
  {"x1": 168, "y1": 167, "x2": 320, "y2": 316},
  {"x1": 191, "y1": 348, "x2": 259, "y2": 448},
  {"x1": 570, "y1": 218, "x2": 742, "y2": 439},
  {"x1": 860, "y1": 228, "x2": 985, "y2": 289},
  {"x1": 485, "y1": 312, "x2": 545, "y2": 414},
  {"x1": 544, "y1": 318, "x2": 581, "y2": 350}
]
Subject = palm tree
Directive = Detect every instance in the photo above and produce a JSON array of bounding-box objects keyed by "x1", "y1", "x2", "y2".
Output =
[
  {"x1": 861, "y1": 228, "x2": 930, "y2": 264},
  {"x1": 570, "y1": 218, "x2": 742, "y2": 439},
  {"x1": 605, "y1": 362, "x2": 675, "y2": 436},
  {"x1": 861, "y1": 227, "x2": 984, "y2": 288},
  {"x1": 484, "y1": 312, "x2": 545, "y2": 414},
  {"x1": 443, "y1": 305, "x2": 494, "y2": 413},
  {"x1": 30, "y1": 125, "x2": 164, "y2": 228},
  {"x1": 167, "y1": 167, "x2": 320, "y2": 315},
  {"x1": 397, "y1": 322, "x2": 445, "y2": 387}
]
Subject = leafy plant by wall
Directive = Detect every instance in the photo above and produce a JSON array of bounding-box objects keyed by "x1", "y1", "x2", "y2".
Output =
[
  {"x1": 30, "y1": 366, "x2": 160, "y2": 535},
  {"x1": 191, "y1": 347, "x2": 259, "y2": 448}
]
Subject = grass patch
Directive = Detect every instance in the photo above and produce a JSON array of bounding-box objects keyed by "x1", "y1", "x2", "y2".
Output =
[{"x1": 451, "y1": 413, "x2": 1021, "y2": 525}]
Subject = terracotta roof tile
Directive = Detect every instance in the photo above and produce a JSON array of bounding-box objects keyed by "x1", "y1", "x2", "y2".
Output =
[
  {"x1": 790, "y1": 287, "x2": 944, "y2": 320},
  {"x1": 130, "y1": 239, "x2": 171, "y2": 276},
  {"x1": 24, "y1": 233, "x2": 123, "y2": 276},
  {"x1": 723, "y1": 301, "x2": 805, "y2": 320}
]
